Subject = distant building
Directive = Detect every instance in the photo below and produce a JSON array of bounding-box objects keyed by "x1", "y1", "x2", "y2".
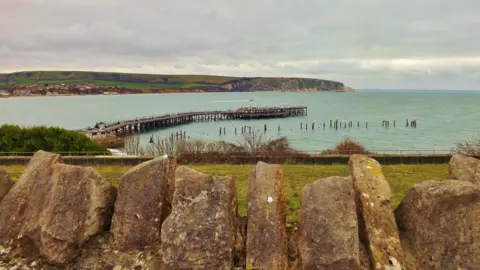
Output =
[
  {"x1": 0, "y1": 90, "x2": 10, "y2": 96},
  {"x1": 13, "y1": 90, "x2": 31, "y2": 96}
]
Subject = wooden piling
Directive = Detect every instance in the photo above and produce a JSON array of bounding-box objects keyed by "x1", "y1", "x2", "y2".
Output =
[{"x1": 312, "y1": 122, "x2": 314, "y2": 130}]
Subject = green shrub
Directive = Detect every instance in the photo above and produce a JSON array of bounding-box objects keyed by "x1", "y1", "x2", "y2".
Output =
[{"x1": 0, "y1": 124, "x2": 109, "y2": 155}]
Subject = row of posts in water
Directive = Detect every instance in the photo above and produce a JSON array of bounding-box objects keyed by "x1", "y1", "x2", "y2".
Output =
[
  {"x1": 148, "y1": 119, "x2": 419, "y2": 140},
  {"x1": 218, "y1": 119, "x2": 418, "y2": 135}
]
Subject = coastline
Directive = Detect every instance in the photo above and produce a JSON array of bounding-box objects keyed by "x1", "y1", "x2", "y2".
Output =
[{"x1": 0, "y1": 88, "x2": 354, "y2": 99}]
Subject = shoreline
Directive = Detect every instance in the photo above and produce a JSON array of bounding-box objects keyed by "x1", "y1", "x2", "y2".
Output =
[{"x1": 0, "y1": 89, "x2": 352, "y2": 99}]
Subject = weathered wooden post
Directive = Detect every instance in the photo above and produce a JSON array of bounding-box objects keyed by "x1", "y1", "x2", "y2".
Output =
[
  {"x1": 393, "y1": 120, "x2": 396, "y2": 127},
  {"x1": 219, "y1": 127, "x2": 222, "y2": 136},
  {"x1": 330, "y1": 120, "x2": 333, "y2": 128},
  {"x1": 300, "y1": 122, "x2": 303, "y2": 130},
  {"x1": 264, "y1": 124, "x2": 267, "y2": 132},
  {"x1": 406, "y1": 119, "x2": 409, "y2": 127},
  {"x1": 278, "y1": 125, "x2": 280, "y2": 132},
  {"x1": 323, "y1": 122, "x2": 326, "y2": 129},
  {"x1": 357, "y1": 121, "x2": 360, "y2": 127},
  {"x1": 312, "y1": 122, "x2": 314, "y2": 130},
  {"x1": 366, "y1": 122, "x2": 368, "y2": 128},
  {"x1": 223, "y1": 127, "x2": 226, "y2": 135},
  {"x1": 235, "y1": 127, "x2": 237, "y2": 135}
]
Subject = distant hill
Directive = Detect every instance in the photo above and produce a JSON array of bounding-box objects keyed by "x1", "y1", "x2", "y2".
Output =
[{"x1": 0, "y1": 71, "x2": 353, "y2": 93}]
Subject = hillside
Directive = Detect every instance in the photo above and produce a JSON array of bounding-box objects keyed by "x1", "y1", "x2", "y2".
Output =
[{"x1": 0, "y1": 71, "x2": 353, "y2": 95}]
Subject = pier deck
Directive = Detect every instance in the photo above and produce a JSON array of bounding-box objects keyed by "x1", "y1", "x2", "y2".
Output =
[{"x1": 80, "y1": 106, "x2": 307, "y2": 136}]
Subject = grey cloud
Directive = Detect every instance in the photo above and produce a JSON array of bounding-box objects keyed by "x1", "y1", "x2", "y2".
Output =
[{"x1": 1, "y1": 0, "x2": 480, "y2": 89}]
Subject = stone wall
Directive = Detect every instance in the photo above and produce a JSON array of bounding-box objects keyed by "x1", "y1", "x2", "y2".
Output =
[
  {"x1": 2, "y1": 153, "x2": 479, "y2": 166},
  {"x1": 1, "y1": 151, "x2": 480, "y2": 269}
]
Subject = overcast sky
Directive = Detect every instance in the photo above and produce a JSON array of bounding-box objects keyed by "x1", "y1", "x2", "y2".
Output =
[{"x1": 1, "y1": 0, "x2": 479, "y2": 89}]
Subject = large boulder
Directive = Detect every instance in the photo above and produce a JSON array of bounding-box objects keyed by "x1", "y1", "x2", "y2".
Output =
[
  {"x1": 0, "y1": 167, "x2": 13, "y2": 202},
  {"x1": 161, "y1": 166, "x2": 238, "y2": 270},
  {"x1": 0, "y1": 151, "x2": 63, "y2": 246},
  {"x1": 111, "y1": 155, "x2": 176, "y2": 251},
  {"x1": 449, "y1": 154, "x2": 480, "y2": 184},
  {"x1": 246, "y1": 162, "x2": 288, "y2": 270},
  {"x1": 297, "y1": 176, "x2": 359, "y2": 269},
  {"x1": 0, "y1": 151, "x2": 116, "y2": 265},
  {"x1": 395, "y1": 180, "x2": 480, "y2": 269},
  {"x1": 349, "y1": 155, "x2": 404, "y2": 270},
  {"x1": 21, "y1": 163, "x2": 116, "y2": 265}
]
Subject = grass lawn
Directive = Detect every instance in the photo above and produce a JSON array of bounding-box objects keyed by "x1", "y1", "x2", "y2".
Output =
[{"x1": 2, "y1": 164, "x2": 449, "y2": 222}]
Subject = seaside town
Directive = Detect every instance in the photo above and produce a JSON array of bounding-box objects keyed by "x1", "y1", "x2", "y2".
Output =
[{"x1": 0, "y1": 83, "x2": 123, "y2": 97}]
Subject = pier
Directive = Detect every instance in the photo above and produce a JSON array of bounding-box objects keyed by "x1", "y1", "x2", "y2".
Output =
[{"x1": 80, "y1": 106, "x2": 308, "y2": 136}]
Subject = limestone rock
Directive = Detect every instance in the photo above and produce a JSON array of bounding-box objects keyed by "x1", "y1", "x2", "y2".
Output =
[
  {"x1": 0, "y1": 151, "x2": 63, "y2": 246},
  {"x1": 349, "y1": 154, "x2": 404, "y2": 270},
  {"x1": 297, "y1": 176, "x2": 359, "y2": 269},
  {"x1": 111, "y1": 155, "x2": 176, "y2": 251},
  {"x1": 161, "y1": 166, "x2": 238, "y2": 270},
  {"x1": 0, "y1": 167, "x2": 13, "y2": 202},
  {"x1": 20, "y1": 163, "x2": 116, "y2": 265},
  {"x1": 449, "y1": 154, "x2": 480, "y2": 184},
  {"x1": 246, "y1": 161, "x2": 288, "y2": 270},
  {"x1": 0, "y1": 151, "x2": 116, "y2": 265},
  {"x1": 395, "y1": 180, "x2": 480, "y2": 270}
]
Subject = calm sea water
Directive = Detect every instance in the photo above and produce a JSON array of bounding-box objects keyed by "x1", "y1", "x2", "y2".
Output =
[{"x1": 1, "y1": 90, "x2": 480, "y2": 153}]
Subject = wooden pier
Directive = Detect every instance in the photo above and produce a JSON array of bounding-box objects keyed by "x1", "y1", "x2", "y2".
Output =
[{"x1": 80, "y1": 106, "x2": 307, "y2": 136}]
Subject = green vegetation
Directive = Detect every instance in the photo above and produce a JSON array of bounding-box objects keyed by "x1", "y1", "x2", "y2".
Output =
[
  {"x1": 2, "y1": 163, "x2": 448, "y2": 222},
  {"x1": 0, "y1": 124, "x2": 109, "y2": 154},
  {"x1": 0, "y1": 71, "x2": 239, "y2": 89}
]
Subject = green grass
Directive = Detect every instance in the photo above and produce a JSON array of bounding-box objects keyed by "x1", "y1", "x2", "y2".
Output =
[
  {"x1": 12, "y1": 79, "x2": 213, "y2": 90},
  {"x1": 0, "y1": 71, "x2": 239, "y2": 89},
  {"x1": 2, "y1": 164, "x2": 449, "y2": 222}
]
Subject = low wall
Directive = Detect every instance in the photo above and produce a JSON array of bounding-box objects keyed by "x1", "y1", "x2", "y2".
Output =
[{"x1": 1, "y1": 154, "x2": 479, "y2": 166}]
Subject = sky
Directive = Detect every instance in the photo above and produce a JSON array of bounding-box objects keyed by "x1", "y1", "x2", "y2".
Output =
[{"x1": 1, "y1": 0, "x2": 480, "y2": 90}]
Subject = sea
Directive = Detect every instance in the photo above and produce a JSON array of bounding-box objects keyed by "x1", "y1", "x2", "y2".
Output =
[{"x1": 1, "y1": 90, "x2": 479, "y2": 154}]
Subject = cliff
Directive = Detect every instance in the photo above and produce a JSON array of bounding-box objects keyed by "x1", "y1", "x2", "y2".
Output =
[{"x1": 0, "y1": 71, "x2": 354, "y2": 95}]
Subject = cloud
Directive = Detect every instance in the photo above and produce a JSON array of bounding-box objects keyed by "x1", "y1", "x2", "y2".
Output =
[{"x1": 1, "y1": 0, "x2": 480, "y2": 89}]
